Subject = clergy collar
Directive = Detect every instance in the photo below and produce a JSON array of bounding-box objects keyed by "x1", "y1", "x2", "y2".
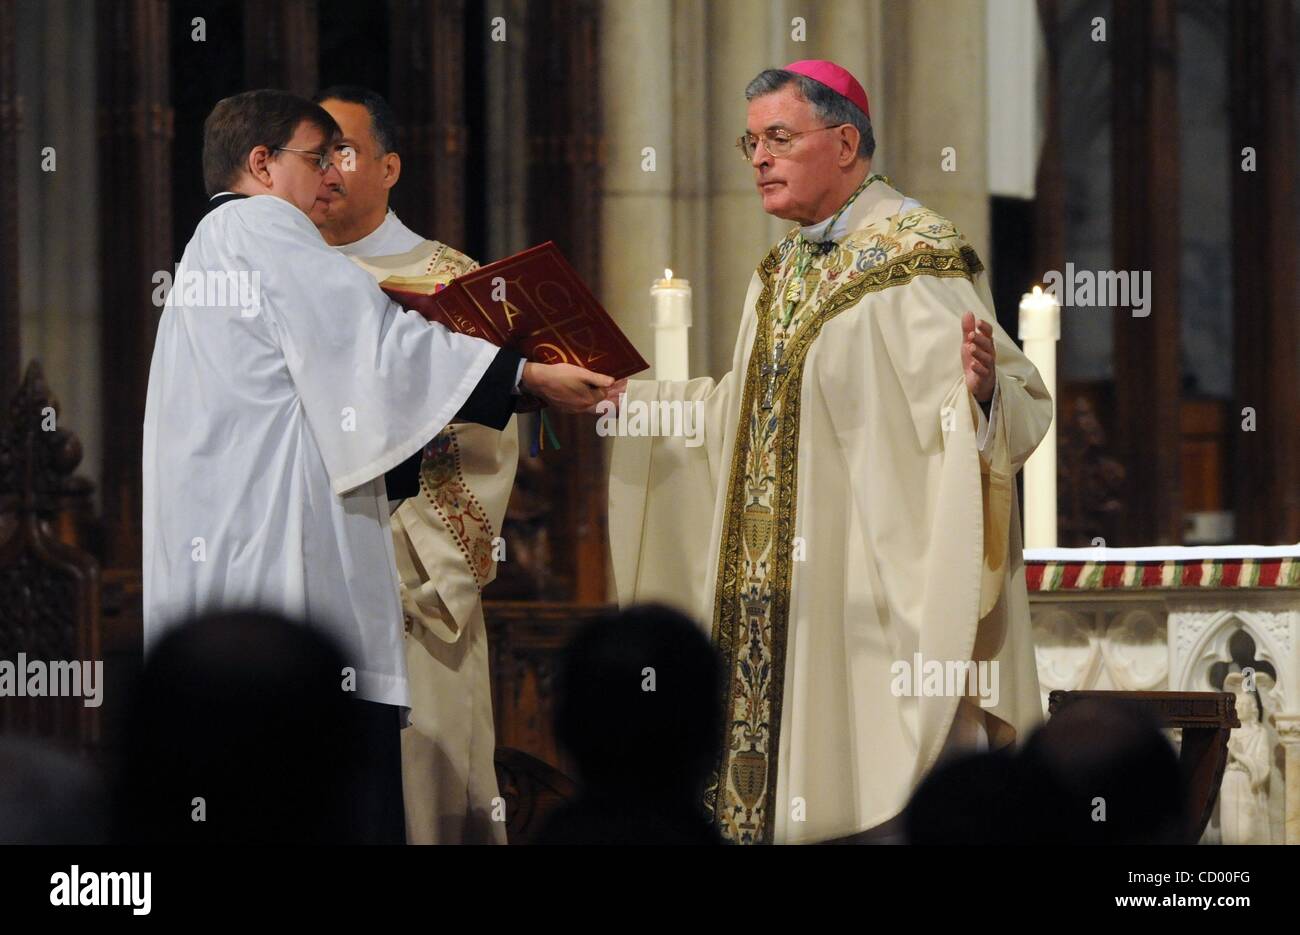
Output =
[
  {"x1": 799, "y1": 208, "x2": 843, "y2": 244},
  {"x1": 335, "y1": 209, "x2": 401, "y2": 255},
  {"x1": 800, "y1": 177, "x2": 908, "y2": 243},
  {"x1": 207, "y1": 191, "x2": 248, "y2": 213},
  {"x1": 800, "y1": 175, "x2": 880, "y2": 243}
]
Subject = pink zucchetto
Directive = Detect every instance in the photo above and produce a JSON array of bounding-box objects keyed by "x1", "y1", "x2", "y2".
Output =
[{"x1": 783, "y1": 59, "x2": 870, "y2": 118}]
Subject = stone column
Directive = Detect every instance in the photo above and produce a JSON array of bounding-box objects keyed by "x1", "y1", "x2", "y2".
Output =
[
  {"x1": 703, "y1": 0, "x2": 781, "y2": 377},
  {"x1": 600, "y1": 0, "x2": 676, "y2": 367},
  {"x1": 16, "y1": 0, "x2": 102, "y2": 505},
  {"x1": 485, "y1": 0, "x2": 531, "y2": 262},
  {"x1": 880, "y1": 0, "x2": 990, "y2": 258},
  {"x1": 1276, "y1": 716, "x2": 1300, "y2": 844}
]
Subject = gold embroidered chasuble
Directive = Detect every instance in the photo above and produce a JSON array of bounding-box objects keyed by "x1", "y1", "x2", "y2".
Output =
[{"x1": 608, "y1": 181, "x2": 1054, "y2": 844}]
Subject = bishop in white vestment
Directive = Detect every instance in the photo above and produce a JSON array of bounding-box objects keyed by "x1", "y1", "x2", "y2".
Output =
[{"x1": 606, "y1": 62, "x2": 1053, "y2": 843}]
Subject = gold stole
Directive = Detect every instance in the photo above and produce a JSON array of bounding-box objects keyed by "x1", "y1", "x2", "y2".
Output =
[{"x1": 705, "y1": 210, "x2": 984, "y2": 844}]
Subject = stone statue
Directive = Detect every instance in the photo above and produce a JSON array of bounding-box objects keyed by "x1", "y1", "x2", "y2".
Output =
[{"x1": 1220, "y1": 673, "x2": 1270, "y2": 844}]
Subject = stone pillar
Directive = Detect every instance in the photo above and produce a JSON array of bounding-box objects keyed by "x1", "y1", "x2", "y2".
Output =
[
  {"x1": 1278, "y1": 715, "x2": 1300, "y2": 844},
  {"x1": 703, "y1": 0, "x2": 781, "y2": 377},
  {"x1": 599, "y1": 0, "x2": 677, "y2": 368},
  {"x1": 879, "y1": 0, "x2": 990, "y2": 258},
  {"x1": 485, "y1": 0, "x2": 531, "y2": 263},
  {"x1": 16, "y1": 0, "x2": 102, "y2": 506}
]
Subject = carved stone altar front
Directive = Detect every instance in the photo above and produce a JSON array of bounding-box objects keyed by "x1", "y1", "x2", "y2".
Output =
[{"x1": 1027, "y1": 546, "x2": 1300, "y2": 844}]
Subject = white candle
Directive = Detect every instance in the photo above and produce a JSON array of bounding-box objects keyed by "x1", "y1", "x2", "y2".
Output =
[
  {"x1": 1018, "y1": 285, "x2": 1061, "y2": 549},
  {"x1": 650, "y1": 268, "x2": 691, "y2": 381}
]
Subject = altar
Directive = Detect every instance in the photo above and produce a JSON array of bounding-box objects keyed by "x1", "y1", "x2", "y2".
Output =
[{"x1": 1026, "y1": 545, "x2": 1300, "y2": 844}]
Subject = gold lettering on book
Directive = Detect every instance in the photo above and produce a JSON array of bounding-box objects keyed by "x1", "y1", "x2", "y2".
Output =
[
  {"x1": 499, "y1": 276, "x2": 525, "y2": 329},
  {"x1": 532, "y1": 342, "x2": 570, "y2": 365},
  {"x1": 446, "y1": 309, "x2": 482, "y2": 338},
  {"x1": 531, "y1": 280, "x2": 608, "y2": 367}
]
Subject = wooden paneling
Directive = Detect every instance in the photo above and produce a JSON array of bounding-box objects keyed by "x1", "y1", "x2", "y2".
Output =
[
  {"x1": 96, "y1": 0, "x2": 173, "y2": 568},
  {"x1": 387, "y1": 0, "x2": 468, "y2": 249},
  {"x1": 522, "y1": 0, "x2": 606, "y2": 603},
  {"x1": 1179, "y1": 399, "x2": 1226, "y2": 515},
  {"x1": 1047, "y1": 690, "x2": 1239, "y2": 843},
  {"x1": 1229, "y1": 0, "x2": 1300, "y2": 544},
  {"x1": 1110, "y1": 0, "x2": 1182, "y2": 544},
  {"x1": 242, "y1": 0, "x2": 319, "y2": 94},
  {"x1": 485, "y1": 601, "x2": 612, "y2": 774},
  {"x1": 0, "y1": 363, "x2": 101, "y2": 748},
  {"x1": 1033, "y1": 0, "x2": 1065, "y2": 291},
  {"x1": 0, "y1": 0, "x2": 17, "y2": 397}
]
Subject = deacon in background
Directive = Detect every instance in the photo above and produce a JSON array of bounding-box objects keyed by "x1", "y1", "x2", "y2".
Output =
[
  {"x1": 143, "y1": 90, "x2": 609, "y2": 843},
  {"x1": 605, "y1": 62, "x2": 1053, "y2": 844},
  {"x1": 311, "y1": 85, "x2": 514, "y2": 845}
]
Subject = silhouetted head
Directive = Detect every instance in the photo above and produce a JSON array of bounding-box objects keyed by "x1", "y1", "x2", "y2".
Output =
[
  {"x1": 115, "y1": 610, "x2": 369, "y2": 843},
  {"x1": 905, "y1": 747, "x2": 1017, "y2": 845},
  {"x1": 1015, "y1": 698, "x2": 1188, "y2": 844},
  {"x1": 0, "y1": 738, "x2": 107, "y2": 844},
  {"x1": 555, "y1": 603, "x2": 723, "y2": 806}
]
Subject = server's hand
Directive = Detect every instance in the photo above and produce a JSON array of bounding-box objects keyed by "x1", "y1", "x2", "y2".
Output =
[{"x1": 521, "y1": 362, "x2": 614, "y2": 413}]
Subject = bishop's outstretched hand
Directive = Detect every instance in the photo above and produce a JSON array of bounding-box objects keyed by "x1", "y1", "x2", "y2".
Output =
[
  {"x1": 588, "y1": 377, "x2": 629, "y2": 415},
  {"x1": 961, "y1": 312, "x2": 996, "y2": 403}
]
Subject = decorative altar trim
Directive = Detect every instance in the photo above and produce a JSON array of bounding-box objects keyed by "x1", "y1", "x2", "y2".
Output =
[{"x1": 1026, "y1": 549, "x2": 1300, "y2": 593}]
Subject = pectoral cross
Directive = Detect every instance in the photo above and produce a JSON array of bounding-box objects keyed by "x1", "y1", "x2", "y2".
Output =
[{"x1": 760, "y1": 341, "x2": 788, "y2": 411}]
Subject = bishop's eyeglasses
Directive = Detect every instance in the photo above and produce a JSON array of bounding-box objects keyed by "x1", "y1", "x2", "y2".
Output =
[{"x1": 735, "y1": 124, "x2": 846, "y2": 160}]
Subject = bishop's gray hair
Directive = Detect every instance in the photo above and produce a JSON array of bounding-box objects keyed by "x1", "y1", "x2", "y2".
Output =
[{"x1": 744, "y1": 68, "x2": 876, "y2": 159}]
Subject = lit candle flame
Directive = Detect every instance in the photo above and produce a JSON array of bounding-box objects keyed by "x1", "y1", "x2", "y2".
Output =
[{"x1": 664, "y1": 268, "x2": 673, "y2": 280}]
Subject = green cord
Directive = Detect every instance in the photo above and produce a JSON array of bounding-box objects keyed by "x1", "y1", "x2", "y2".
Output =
[{"x1": 541, "y1": 409, "x2": 561, "y2": 451}]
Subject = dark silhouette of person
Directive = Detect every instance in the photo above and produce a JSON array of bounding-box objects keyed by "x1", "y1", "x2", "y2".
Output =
[
  {"x1": 904, "y1": 746, "x2": 1018, "y2": 845},
  {"x1": 1014, "y1": 698, "x2": 1188, "y2": 844},
  {"x1": 906, "y1": 697, "x2": 1188, "y2": 845},
  {"x1": 113, "y1": 610, "x2": 384, "y2": 844},
  {"x1": 535, "y1": 603, "x2": 725, "y2": 845},
  {"x1": 0, "y1": 737, "x2": 108, "y2": 844}
]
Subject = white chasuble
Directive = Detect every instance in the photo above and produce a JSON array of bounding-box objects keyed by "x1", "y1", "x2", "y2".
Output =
[
  {"x1": 344, "y1": 236, "x2": 518, "y2": 844},
  {"x1": 143, "y1": 194, "x2": 498, "y2": 711},
  {"x1": 609, "y1": 181, "x2": 1053, "y2": 844}
]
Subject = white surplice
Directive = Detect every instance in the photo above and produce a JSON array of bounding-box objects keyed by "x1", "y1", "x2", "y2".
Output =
[{"x1": 142, "y1": 194, "x2": 498, "y2": 710}]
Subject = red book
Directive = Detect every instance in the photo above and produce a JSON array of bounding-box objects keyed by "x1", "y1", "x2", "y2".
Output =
[{"x1": 380, "y1": 242, "x2": 649, "y2": 383}]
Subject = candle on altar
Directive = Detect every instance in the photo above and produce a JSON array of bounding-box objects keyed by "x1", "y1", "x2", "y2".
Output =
[
  {"x1": 650, "y1": 268, "x2": 691, "y2": 382},
  {"x1": 1018, "y1": 285, "x2": 1061, "y2": 549}
]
